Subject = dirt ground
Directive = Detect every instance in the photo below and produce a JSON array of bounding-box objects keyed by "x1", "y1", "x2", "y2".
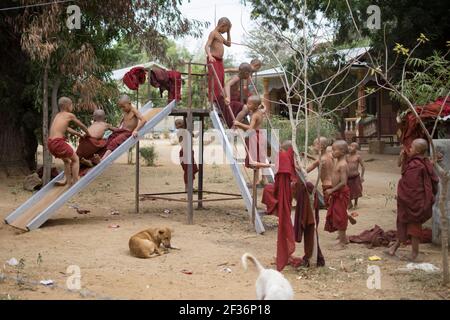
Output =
[{"x1": 0, "y1": 140, "x2": 449, "y2": 300}]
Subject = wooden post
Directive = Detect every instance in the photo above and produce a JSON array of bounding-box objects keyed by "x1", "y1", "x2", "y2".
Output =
[
  {"x1": 197, "y1": 116, "x2": 204, "y2": 209},
  {"x1": 187, "y1": 62, "x2": 194, "y2": 224},
  {"x1": 251, "y1": 169, "x2": 258, "y2": 227},
  {"x1": 135, "y1": 87, "x2": 140, "y2": 214}
]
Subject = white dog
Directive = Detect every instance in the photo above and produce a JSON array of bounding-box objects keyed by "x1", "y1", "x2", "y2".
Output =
[{"x1": 241, "y1": 253, "x2": 294, "y2": 300}]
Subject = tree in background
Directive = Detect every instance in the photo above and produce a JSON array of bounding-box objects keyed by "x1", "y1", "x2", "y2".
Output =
[{"x1": 0, "y1": 0, "x2": 207, "y2": 182}]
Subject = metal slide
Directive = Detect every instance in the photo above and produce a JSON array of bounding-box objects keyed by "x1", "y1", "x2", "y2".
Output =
[
  {"x1": 210, "y1": 110, "x2": 266, "y2": 234},
  {"x1": 5, "y1": 100, "x2": 176, "y2": 231}
]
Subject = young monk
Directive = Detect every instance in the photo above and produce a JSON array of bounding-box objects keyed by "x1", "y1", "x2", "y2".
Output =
[
  {"x1": 48, "y1": 97, "x2": 90, "y2": 186},
  {"x1": 306, "y1": 137, "x2": 334, "y2": 206},
  {"x1": 205, "y1": 17, "x2": 232, "y2": 102},
  {"x1": 76, "y1": 109, "x2": 118, "y2": 167},
  {"x1": 224, "y1": 62, "x2": 254, "y2": 106},
  {"x1": 346, "y1": 142, "x2": 365, "y2": 209},
  {"x1": 175, "y1": 119, "x2": 199, "y2": 192},
  {"x1": 324, "y1": 140, "x2": 351, "y2": 249},
  {"x1": 224, "y1": 58, "x2": 262, "y2": 74},
  {"x1": 386, "y1": 138, "x2": 439, "y2": 261},
  {"x1": 233, "y1": 95, "x2": 271, "y2": 185},
  {"x1": 216, "y1": 62, "x2": 254, "y2": 128},
  {"x1": 261, "y1": 140, "x2": 302, "y2": 270},
  {"x1": 101, "y1": 95, "x2": 146, "y2": 160}
]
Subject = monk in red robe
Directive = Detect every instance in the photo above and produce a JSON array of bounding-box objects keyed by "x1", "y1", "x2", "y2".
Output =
[
  {"x1": 175, "y1": 119, "x2": 199, "y2": 191},
  {"x1": 261, "y1": 141, "x2": 302, "y2": 271},
  {"x1": 386, "y1": 138, "x2": 439, "y2": 261},
  {"x1": 101, "y1": 95, "x2": 146, "y2": 160},
  {"x1": 294, "y1": 181, "x2": 325, "y2": 267},
  {"x1": 205, "y1": 17, "x2": 231, "y2": 102},
  {"x1": 324, "y1": 140, "x2": 351, "y2": 249}
]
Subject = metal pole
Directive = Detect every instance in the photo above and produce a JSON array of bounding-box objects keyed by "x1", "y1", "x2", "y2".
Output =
[
  {"x1": 251, "y1": 169, "x2": 257, "y2": 227},
  {"x1": 187, "y1": 62, "x2": 194, "y2": 224},
  {"x1": 197, "y1": 116, "x2": 204, "y2": 209},
  {"x1": 135, "y1": 87, "x2": 140, "y2": 214}
]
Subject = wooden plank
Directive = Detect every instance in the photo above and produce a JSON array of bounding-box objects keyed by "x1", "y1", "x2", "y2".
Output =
[{"x1": 9, "y1": 185, "x2": 70, "y2": 231}]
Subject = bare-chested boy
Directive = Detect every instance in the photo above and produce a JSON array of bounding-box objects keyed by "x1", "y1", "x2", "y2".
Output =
[
  {"x1": 306, "y1": 137, "x2": 334, "y2": 206},
  {"x1": 77, "y1": 109, "x2": 118, "y2": 167},
  {"x1": 205, "y1": 17, "x2": 232, "y2": 101},
  {"x1": 224, "y1": 58, "x2": 262, "y2": 74},
  {"x1": 48, "y1": 97, "x2": 90, "y2": 186},
  {"x1": 346, "y1": 142, "x2": 365, "y2": 209},
  {"x1": 101, "y1": 95, "x2": 146, "y2": 160},
  {"x1": 217, "y1": 63, "x2": 254, "y2": 128},
  {"x1": 324, "y1": 140, "x2": 351, "y2": 249},
  {"x1": 233, "y1": 95, "x2": 271, "y2": 185}
]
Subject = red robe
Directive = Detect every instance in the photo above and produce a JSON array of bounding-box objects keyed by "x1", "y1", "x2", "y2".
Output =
[
  {"x1": 347, "y1": 173, "x2": 363, "y2": 200},
  {"x1": 245, "y1": 129, "x2": 267, "y2": 168},
  {"x1": 274, "y1": 148, "x2": 297, "y2": 271},
  {"x1": 397, "y1": 155, "x2": 439, "y2": 242},
  {"x1": 106, "y1": 128, "x2": 132, "y2": 152},
  {"x1": 324, "y1": 185, "x2": 350, "y2": 232},
  {"x1": 180, "y1": 148, "x2": 199, "y2": 185},
  {"x1": 167, "y1": 70, "x2": 182, "y2": 103},
  {"x1": 216, "y1": 95, "x2": 244, "y2": 128},
  {"x1": 76, "y1": 136, "x2": 107, "y2": 160},
  {"x1": 294, "y1": 181, "x2": 325, "y2": 267},
  {"x1": 47, "y1": 137, "x2": 74, "y2": 159},
  {"x1": 207, "y1": 56, "x2": 224, "y2": 102}
]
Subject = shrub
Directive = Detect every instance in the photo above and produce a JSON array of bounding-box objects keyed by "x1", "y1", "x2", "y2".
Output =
[{"x1": 140, "y1": 145, "x2": 158, "y2": 166}]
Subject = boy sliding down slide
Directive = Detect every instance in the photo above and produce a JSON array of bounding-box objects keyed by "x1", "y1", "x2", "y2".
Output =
[
  {"x1": 48, "y1": 97, "x2": 90, "y2": 186},
  {"x1": 76, "y1": 109, "x2": 119, "y2": 168},
  {"x1": 101, "y1": 95, "x2": 146, "y2": 160}
]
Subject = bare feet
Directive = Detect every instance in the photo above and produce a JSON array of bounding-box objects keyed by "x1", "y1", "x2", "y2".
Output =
[
  {"x1": 400, "y1": 253, "x2": 421, "y2": 262},
  {"x1": 55, "y1": 179, "x2": 67, "y2": 186},
  {"x1": 71, "y1": 177, "x2": 80, "y2": 186},
  {"x1": 348, "y1": 215, "x2": 357, "y2": 225},
  {"x1": 92, "y1": 154, "x2": 101, "y2": 165},
  {"x1": 80, "y1": 158, "x2": 94, "y2": 168}
]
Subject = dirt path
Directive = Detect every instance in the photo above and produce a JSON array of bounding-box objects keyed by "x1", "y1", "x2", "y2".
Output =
[{"x1": 0, "y1": 144, "x2": 449, "y2": 300}]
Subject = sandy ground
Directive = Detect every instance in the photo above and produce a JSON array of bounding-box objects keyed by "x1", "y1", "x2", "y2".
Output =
[{"x1": 0, "y1": 140, "x2": 449, "y2": 300}]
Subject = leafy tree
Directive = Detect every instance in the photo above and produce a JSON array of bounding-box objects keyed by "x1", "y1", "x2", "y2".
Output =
[{"x1": 0, "y1": 0, "x2": 207, "y2": 180}]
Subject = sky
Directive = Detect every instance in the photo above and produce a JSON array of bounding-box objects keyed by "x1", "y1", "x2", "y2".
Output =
[{"x1": 175, "y1": 0, "x2": 255, "y2": 63}]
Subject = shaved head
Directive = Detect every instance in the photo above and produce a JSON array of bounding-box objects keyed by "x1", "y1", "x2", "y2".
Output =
[
  {"x1": 247, "y1": 95, "x2": 261, "y2": 106},
  {"x1": 175, "y1": 118, "x2": 186, "y2": 129},
  {"x1": 412, "y1": 138, "x2": 429, "y2": 155},
  {"x1": 58, "y1": 97, "x2": 72, "y2": 110},
  {"x1": 93, "y1": 109, "x2": 105, "y2": 122},
  {"x1": 239, "y1": 62, "x2": 253, "y2": 75},
  {"x1": 333, "y1": 140, "x2": 349, "y2": 154},
  {"x1": 281, "y1": 140, "x2": 292, "y2": 151},
  {"x1": 118, "y1": 94, "x2": 131, "y2": 105},
  {"x1": 218, "y1": 17, "x2": 231, "y2": 26},
  {"x1": 250, "y1": 58, "x2": 262, "y2": 70}
]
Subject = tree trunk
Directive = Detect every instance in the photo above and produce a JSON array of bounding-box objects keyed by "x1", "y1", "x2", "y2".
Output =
[
  {"x1": 42, "y1": 60, "x2": 52, "y2": 185},
  {"x1": 438, "y1": 173, "x2": 449, "y2": 285},
  {"x1": 51, "y1": 77, "x2": 61, "y2": 122},
  {"x1": 0, "y1": 111, "x2": 38, "y2": 173}
]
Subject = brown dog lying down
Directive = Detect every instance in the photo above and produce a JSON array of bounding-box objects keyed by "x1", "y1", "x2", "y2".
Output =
[{"x1": 129, "y1": 227, "x2": 176, "y2": 258}]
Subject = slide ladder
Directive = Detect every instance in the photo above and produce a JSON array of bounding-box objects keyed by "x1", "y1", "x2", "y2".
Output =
[
  {"x1": 5, "y1": 100, "x2": 176, "y2": 231},
  {"x1": 210, "y1": 110, "x2": 267, "y2": 234}
]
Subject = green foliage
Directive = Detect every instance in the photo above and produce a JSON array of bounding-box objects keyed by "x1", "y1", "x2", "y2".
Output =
[
  {"x1": 264, "y1": 115, "x2": 338, "y2": 152},
  {"x1": 140, "y1": 146, "x2": 158, "y2": 166},
  {"x1": 248, "y1": 0, "x2": 450, "y2": 72},
  {"x1": 393, "y1": 51, "x2": 450, "y2": 105}
]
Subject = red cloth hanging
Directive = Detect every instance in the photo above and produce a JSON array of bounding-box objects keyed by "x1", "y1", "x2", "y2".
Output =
[{"x1": 123, "y1": 67, "x2": 147, "y2": 91}]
